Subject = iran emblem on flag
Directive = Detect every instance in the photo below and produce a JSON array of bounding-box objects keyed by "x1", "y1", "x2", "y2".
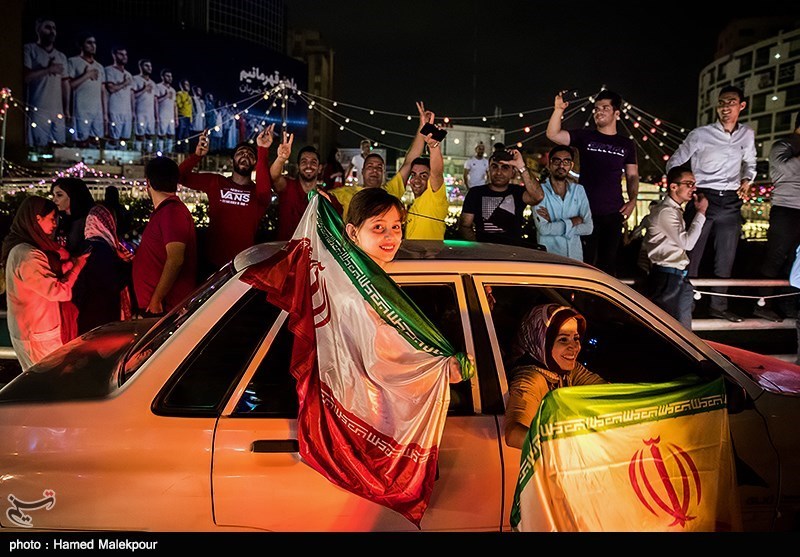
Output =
[
  {"x1": 510, "y1": 375, "x2": 742, "y2": 532},
  {"x1": 240, "y1": 192, "x2": 471, "y2": 527}
]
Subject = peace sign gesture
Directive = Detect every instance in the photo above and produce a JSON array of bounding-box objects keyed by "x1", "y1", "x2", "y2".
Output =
[
  {"x1": 277, "y1": 130, "x2": 294, "y2": 161},
  {"x1": 256, "y1": 123, "x2": 275, "y2": 148}
]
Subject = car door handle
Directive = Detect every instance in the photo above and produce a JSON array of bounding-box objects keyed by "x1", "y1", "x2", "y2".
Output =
[{"x1": 251, "y1": 440, "x2": 300, "y2": 453}]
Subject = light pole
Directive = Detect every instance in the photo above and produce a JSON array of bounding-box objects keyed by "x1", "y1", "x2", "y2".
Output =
[{"x1": 0, "y1": 88, "x2": 9, "y2": 184}]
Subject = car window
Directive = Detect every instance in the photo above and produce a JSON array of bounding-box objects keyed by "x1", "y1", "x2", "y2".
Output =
[
  {"x1": 488, "y1": 285, "x2": 717, "y2": 385},
  {"x1": 232, "y1": 283, "x2": 473, "y2": 417},
  {"x1": 121, "y1": 264, "x2": 236, "y2": 385},
  {"x1": 154, "y1": 289, "x2": 280, "y2": 416}
]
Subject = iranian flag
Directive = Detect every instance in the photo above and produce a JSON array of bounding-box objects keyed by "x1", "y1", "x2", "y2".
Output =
[
  {"x1": 240, "y1": 193, "x2": 471, "y2": 527},
  {"x1": 511, "y1": 375, "x2": 742, "y2": 532}
]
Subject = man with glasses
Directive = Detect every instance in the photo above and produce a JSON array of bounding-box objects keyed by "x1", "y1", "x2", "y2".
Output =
[
  {"x1": 533, "y1": 146, "x2": 593, "y2": 261},
  {"x1": 546, "y1": 89, "x2": 639, "y2": 276},
  {"x1": 666, "y1": 85, "x2": 756, "y2": 322},
  {"x1": 459, "y1": 148, "x2": 543, "y2": 246},
  {"x1": 643, "y1": 167, "x2": 708, "y2": 329}
]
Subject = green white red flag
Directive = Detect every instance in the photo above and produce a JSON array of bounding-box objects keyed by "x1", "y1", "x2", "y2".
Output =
[
  {"x1": 240, "y1": 193, "x2": 470, "y2": 527},
  {"x1": 511, "y1": 375, "x2": 741, "y2": 532}
]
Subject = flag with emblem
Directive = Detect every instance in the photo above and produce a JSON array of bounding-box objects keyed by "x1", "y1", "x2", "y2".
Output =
[
  {"x1": 511, "y1": 375, "x2": 741, "y2": 532},
  {"x1": 240, "y1": 192, "x2": 472, "y2": 527}
]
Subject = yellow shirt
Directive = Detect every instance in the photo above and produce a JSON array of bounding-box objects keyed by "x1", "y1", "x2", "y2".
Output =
[
  {"x1": 504, "y1": 363, "x2": 606, "y2": 434},
  {"x1": 405, "y1": 181, "x2": 449, "y2": 240},
  {"x1": 176, "y1": 90, "x2": 192, "y2": 118},
  {"x1": 331, "y1": 173, "x2": 406, "y2": 221}
]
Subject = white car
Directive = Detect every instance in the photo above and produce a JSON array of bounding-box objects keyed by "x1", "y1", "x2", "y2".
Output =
[{"x1": 1, "y1": 241, "x2": 798, "y2": 532}]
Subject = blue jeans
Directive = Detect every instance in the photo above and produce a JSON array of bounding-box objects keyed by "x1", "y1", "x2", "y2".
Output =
[
  {"x1": 177, "y1": 116, "x2": 192, "y2": 151},
  {"x1": 646, "y1": 266, "x2": 694, "y2": 330}
]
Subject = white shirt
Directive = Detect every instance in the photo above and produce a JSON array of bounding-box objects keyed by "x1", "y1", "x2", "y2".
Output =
[
  {"x1": 67, "y1": 56, "x2": 104, "y2": 116},
  {"x1": 350, "y1": 153, "x2": 366, "y2": 185},
  {"x1": 644, "y1": 195, "x2": 706, "y2": 270},
  {"x1": 132, "y1": 75, "x2": 156, "y2": 118},
  {"x1": 23, "y1": 42, "x2": 68, "y2": 113},
  {"x1": 155, "y1": 83, "x2": 176, "y2": 122},
  {"x1": 104, "y1": 65, "x2": 133, "y2": 115},
  {"x1": 666, "y1": 121, "x2": 756, "y2": 191},
  {"x1": 464, "y1": 156, "x2": 489, "y2": 187}
]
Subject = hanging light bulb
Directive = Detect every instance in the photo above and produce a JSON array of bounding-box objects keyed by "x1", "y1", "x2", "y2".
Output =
[
  {"x1": 757, "y1": 297, "x2": 766, "y2": 307},
  {"x1": 693, "y1": 291, "x2": 702, "y2": 300}
]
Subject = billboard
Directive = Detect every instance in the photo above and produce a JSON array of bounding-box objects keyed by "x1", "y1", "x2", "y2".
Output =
[{"x1": 20, "y1": 10, "x2": 307, "y2": 159}]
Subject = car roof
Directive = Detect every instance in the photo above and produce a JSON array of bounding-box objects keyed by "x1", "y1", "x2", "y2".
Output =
[{"x1": 235, "y1": 239, "x2": 593, "y2": 273}]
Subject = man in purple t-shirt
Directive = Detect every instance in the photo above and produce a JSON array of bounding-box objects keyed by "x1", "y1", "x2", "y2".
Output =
[{"x1": 546, "y1": 89, "x2": 639, "y2": 276}]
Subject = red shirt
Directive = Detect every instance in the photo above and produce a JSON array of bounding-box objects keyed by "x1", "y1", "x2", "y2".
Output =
[
  {"x1": 255, "y1": 149, "x2": 342, "y2": 241},
  {"x1": 132, "y1": 196, "x2": 197, "y2": 312},
  {"x1": 179, "y1": 150, "x2": 272, "y2": 267}
]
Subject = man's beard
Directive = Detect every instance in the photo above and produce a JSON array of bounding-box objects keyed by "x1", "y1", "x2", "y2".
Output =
[{"x1": 233, "y1": 163, "x2": 253, "y2": 177}]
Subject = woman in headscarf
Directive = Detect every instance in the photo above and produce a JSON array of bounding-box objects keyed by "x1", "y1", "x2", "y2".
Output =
[
  {"x1": 72, "y1": 204, "x2": 134, "y2": 335},
  {"x1": 503, "y1": 303, "x2": 606, "y2": 449},
  {"x1": 2, "y1": 196, "x2": 90, "y2": 371}
]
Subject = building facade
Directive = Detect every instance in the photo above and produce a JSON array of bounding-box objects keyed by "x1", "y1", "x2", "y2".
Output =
[{"x1": 698, "y1": 21, "x2": 800, "y2": 181}]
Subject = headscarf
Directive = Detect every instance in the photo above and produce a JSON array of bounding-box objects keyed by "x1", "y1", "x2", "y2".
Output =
[
  {"x1": 83, "y1": 204, "x2": 133, "y2": 321},
  {"x1": 509, "y1": 303, "x2": 587, "y2": 375},
  {"x1": 1, "y1": 196, "x2": 62, "y2": 266},
  {"x1": 84, "y1": 204, "x2": 117, "y2": 248}
]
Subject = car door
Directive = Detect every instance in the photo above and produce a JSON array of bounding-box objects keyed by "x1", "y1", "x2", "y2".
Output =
[
  {"x1": 211, "y1": 275, "x2": 505, "y2": 532},
  {"x1": 471, "y1": 273, "x2": 781, "y2": 531}
]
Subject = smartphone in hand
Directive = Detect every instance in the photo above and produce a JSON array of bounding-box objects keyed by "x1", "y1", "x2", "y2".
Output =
[
  {"x1": 420, "y1": 123, "x2": 447, "y2": 142},
  {"x1": 561, "y1": 89, "x2": 579, "y2": 101}
]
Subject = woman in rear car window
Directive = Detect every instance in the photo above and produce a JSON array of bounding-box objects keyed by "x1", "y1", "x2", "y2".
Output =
[
  {"x1": 503, "y1": 303, "x2": 606, "y2": 449},
  {"x1": 344, "y1": 187, "x2": 474, "y2": 382}
]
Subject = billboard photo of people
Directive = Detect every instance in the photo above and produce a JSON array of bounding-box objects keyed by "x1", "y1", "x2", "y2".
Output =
[{"x1": 20, "y1": 10, "x2": 307, "y2": 160}]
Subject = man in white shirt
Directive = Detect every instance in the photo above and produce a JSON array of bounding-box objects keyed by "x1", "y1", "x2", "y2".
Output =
[
  {"x1": 104, "y1": 46, "x2": 134, "y2": 150},
  {"x1": 666, "y1": 85, "x2": 756, "y2": 322},
  {"x1": 644, "y1": 167, "x2": 708, "y2": 330},
  {"x1": 67, "y1": 35, "x2": 106, "y2": 147},
  {"x1": 463, "y1": 141, "x2": 489, "y2": 188},
  {"x1": 132, "y1": 58, "x2": 157, "y2": 153},
  {"x1": 345, "y1": 139, "x2": 371, "y2": 185},
  {"x1": 155, "y1": 68, "x2": 177, "y2": 153},
  {"x1": 23, "y1": 18, "x2": 68, "y2": 148}
]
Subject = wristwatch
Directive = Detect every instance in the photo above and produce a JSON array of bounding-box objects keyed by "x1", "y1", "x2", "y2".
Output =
[{"x1": 517, "y1": 166, "x2": 527, "y2": 174}]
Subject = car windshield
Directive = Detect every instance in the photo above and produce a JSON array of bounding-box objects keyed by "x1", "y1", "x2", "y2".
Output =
[{"x1": 119, "y1": 264, "x2": 236, "y2": 385}]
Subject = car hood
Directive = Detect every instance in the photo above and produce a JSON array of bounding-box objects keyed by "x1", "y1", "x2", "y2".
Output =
[
  {"x1": 0, "y1": 318, "x2": 157, "y2": 403},
  {"x1": 707, "y1": 340, "x2": 800, "y2": 395}
]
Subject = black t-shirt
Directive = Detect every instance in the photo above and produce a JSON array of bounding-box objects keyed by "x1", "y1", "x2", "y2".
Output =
[
  {"x1": 569, "y1": 128, "x2": 637, "y2": 216},
  {"x1": 461, "y1": 185, "x2": 528, "y2": 244}
]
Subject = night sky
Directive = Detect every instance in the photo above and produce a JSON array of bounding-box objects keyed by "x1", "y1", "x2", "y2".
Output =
[{"x1": 287, "y1": 1, "x2": 800, "y2": 155}]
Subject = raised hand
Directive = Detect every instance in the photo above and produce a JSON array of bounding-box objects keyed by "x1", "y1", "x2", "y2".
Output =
[
  {"x1": 416, "y1": 101, "x2": 434, "y2": 128},
  {"x1": 554, "y1": 90, "x2": 570, "y2": 111},
  {"x1": 277, "y1": 131, "x2": 294, "y2": 161},
  {"x1": 256, "y1": 123, "x2": 275, "y2": 148},
  {"x1": 195, "y1": 130, "x2": 210, "y2": 157}
]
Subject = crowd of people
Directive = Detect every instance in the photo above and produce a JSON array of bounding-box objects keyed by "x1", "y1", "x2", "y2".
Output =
[
  {"x1": 23, "y1": 17, "x2": 258, "y2": 155},
  {"x1": 3, "y1": 85, "x2": 799, "y2": 372},
  {"x1": 458, "y1": 86, "x2": 800, "y2": 332}
]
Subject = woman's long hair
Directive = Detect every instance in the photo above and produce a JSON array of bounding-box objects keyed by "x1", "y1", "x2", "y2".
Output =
[
  {"x1": 51, "y1": 177, "x2": 95, "y2": 220},
  {"x1": 1, "y1": 196, "x2": 62, "y2": 293},
  {"x1": 2, "y1": 196, "x2": 61, "y2": 266}
]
